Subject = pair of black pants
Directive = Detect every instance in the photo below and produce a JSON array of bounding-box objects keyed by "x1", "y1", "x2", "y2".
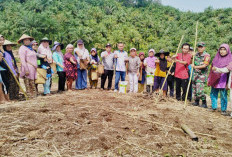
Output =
[
  {"x1": 175, "y1": 77, "x2": 189, "y2": 101},
  {"x1": 167, "y1": 76, "x2": 174, "y2": 97},
  {"x1": 101, "y1": 69, "x2": 114, "y2": 89},
  {"x1": 57, "y1": 71, "x2": 66, "y2": 91}
]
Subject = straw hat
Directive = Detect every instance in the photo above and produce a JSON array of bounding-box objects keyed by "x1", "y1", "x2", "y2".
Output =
[
  {"x1": 18, "y1": 34, "x2": 34, "y2": 44},
  {"x1": 3, "y1": 40, "x2": 17, "y2": 46}
]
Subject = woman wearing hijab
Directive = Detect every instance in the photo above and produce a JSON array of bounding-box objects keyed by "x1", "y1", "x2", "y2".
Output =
[
  {"x1": 64, "y1": 44, "x2": 77, "y2": 91},
  {"x1": 52, "y1": 41, "x2": 66, "y2": 92},
  {"x1": 154, "y1": 50, "x2": 170, "y2": 97},
  {"x1": 0, "y1": 35, "x2": 9, "y2": 101},
  {"x1": 18, "y1": 34, "x2": 37, "y2": 99},
  {"x1": 88, "y1": 48, "x2": 100, "y2": 89},
  {"x1": 74, "y1": 40, "x2": 90, "y2": 90},
  {"x1": 208, "y1": 44, "x2": 232, "y2": 115},
  {"x1": 38, "y1": 37, "x2": 53, "y2": 88},
  {"x1": 144, "y1": 49, "x2": 158, "y2": 95},
  {"x1": 3, "y1": 40, "x2": 19, "y2": 100}
]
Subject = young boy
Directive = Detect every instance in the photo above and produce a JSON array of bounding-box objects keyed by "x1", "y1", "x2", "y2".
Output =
[
  {"x1": 138, "y1": 52, "x2": 146, "y2": 93},
  {"x1": 128, "y1": 48, "x2": 140, "y2": 93},
  {"x1": 40, "y1": 56, "x2": 54, "y2": 96}
]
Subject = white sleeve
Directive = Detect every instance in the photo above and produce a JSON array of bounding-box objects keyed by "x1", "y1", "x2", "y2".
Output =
[
  {"x1": 101, "y1": 51, "x2": 105, "y2": 58},
  {"x1": 215, "y1": 67, "x2": 229, "y2": 73}
]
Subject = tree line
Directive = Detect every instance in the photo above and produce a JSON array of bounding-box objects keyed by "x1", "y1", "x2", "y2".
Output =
[{"x1": 0, "y1": 0, "x2": 231, "y2": 58}]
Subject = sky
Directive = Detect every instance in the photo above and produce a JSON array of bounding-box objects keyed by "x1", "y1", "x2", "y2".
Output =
[{"x1": 162, "y1": 0, "x2": 232, "y2": 12}]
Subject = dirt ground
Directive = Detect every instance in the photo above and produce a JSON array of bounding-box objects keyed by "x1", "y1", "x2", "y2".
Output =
[{"x1": 0, "y1": 76, "x2": 232, "y2": 157}]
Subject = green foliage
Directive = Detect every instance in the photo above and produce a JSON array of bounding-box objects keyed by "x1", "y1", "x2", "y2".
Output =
[{"x1": 0, "y1": 0, "x2": 231, "y2": 58}]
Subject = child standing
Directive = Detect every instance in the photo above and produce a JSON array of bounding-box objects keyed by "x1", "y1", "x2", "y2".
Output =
[
  {"x1": 154, "y1": 50, "x2": 170, "y2": 97},
  {"x1": 208, "y1": 44, "x2": 232, "y2": 115},
  {"x1": 128, "y1": 48, "x2": 140, "y2": 93},
  {"x1": 88, "y1": 48, "x2": 100, "y2": 89},
  {"x1": 138, "y1": 52, "x2": 146, "y2": 93},
  {"x1": 40, "y1": 56, "x2": 54, "y2": 96},
  {"x1": 144, "y1": 49, "x2": 157, "y2": 95}
]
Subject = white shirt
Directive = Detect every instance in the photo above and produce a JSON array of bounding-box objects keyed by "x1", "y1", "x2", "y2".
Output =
[{"x1": 114, "y1": 50, "x2": 128, "y2": 72}]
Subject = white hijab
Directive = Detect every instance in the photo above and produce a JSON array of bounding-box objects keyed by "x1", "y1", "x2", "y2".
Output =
[
  {"x1": 74, "y1": 44, "x2": 89, "y2": 63},
  {"x1": 38, "y1": 43, "x2": 52, "y2": 63}
]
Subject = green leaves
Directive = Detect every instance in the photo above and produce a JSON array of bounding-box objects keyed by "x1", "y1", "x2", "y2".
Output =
[{"x1": 0, "y1": 0, "x2": 231, "y2": 59}]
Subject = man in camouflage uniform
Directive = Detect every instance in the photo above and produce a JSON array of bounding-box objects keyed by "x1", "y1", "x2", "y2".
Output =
[{"x1": 192, "y1": 42, "x2": 210, "y2": 108}]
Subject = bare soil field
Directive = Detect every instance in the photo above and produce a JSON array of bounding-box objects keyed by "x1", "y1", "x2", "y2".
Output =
[{"x1": 1, "y1": 80, "x2": 232, "y2": 157}]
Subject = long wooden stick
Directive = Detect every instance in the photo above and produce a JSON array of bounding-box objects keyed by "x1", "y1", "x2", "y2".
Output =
[
  {"x1": 184, "y1": 21, "x2": 199, "y2": 107},
  {"x1": 156, "y1": 35, "x2": 184, "y2": 102},
  {"x1": 2, "y1": 58, "x2": 28, "y2": 100}
]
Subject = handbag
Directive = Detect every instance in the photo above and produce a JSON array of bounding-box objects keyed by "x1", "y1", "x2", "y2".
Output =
[
  {"x1": 97, "y1": 64, "x2": 104, "y2": 74},
  {"x1": 91, "y1": 70, "x2": 98, "y2": 81},
  {"x1": 35, "y1": 68, "x2": 47, "y2": 84},
  {"x1": 80, "y1": 59, "x2": 88, "y2": 70}
]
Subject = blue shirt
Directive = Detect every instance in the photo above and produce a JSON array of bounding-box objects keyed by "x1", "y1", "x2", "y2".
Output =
[{"x1": 52, "y1": 51, "x2": 64, "y2": 72}]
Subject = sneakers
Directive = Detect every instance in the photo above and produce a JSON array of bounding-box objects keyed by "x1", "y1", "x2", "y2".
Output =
[
  {"x1": 114, "y1": 89, "x2": 118, "y2": 92},
  {"x1": 221, "y1": 111, "x2": 227, "y2": 116}
]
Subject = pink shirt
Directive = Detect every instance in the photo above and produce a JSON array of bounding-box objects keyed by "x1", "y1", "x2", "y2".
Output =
[
  {"x1": 19, "y1": 45, "x2": 37, "y2": 80},
  {"x1": 175, "y1": 53, "x2": 192, "y2": 79}
]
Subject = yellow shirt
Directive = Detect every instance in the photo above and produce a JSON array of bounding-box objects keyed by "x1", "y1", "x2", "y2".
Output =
[{"x1": 155, "y1": 61, "x2": 171, "y2": 77}]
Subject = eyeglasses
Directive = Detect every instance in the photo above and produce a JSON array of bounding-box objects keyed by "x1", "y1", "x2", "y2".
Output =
[{"x1": 32, "y1": 44, "x2": 38, "y2": 46}]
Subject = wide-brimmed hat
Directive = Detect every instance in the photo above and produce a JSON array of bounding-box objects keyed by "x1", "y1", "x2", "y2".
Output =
[
  {"x1": 3, "y1": 40, "x2": 17, "y2": 46},
  {"x1": 155, "y1": 49, "x2": 169, "y2": 57},
  {"x1": 0, "y1": 34, "x2": 4, "y2": 38},
  {"x1": 40, "y1": 37, "x2": 52, "y2": 45},
  {"x1": 18, "y1": 34, "x2": 34, "y2": 44},
  {"x1": 52, "y1": 41, "x2": 64, "y2": 51}
]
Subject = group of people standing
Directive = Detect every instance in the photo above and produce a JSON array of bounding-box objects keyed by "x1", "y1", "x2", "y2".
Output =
[{"x1": 0, "y1": 33, "x2": 231, "y2": 117}]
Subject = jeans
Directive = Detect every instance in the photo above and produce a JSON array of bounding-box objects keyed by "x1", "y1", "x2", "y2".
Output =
[
  {"x1": 115, "y1": 71, "x2": 126, "y2": 90},
  {"x1": 43, "y1": 77, "x2": 51, "y2": 94},
  {"x1": 76, "y1": 69, "x2": 87, "y2": 89}
]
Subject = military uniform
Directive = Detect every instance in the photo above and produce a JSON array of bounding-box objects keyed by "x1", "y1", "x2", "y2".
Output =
[{"x1": 192, "y1": 51, "x2": 210, "y2": 101}]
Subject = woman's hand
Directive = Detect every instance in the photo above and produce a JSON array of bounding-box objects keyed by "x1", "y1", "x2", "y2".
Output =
[{"x1": 212, "y1": 67, "x2": 216, "y2": 71}]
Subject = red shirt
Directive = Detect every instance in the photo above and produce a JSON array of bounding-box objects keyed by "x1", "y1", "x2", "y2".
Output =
[{"x1": 174, "y1": 53, "x2": 192, "y2": 79}]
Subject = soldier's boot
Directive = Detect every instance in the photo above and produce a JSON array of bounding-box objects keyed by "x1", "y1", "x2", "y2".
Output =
[
  {"x1": 201, "y1": 100, "x2": 208, "y2": 108},
  {"x1": 192, "y1": 99, "x2": 199, "y2": 106}
]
